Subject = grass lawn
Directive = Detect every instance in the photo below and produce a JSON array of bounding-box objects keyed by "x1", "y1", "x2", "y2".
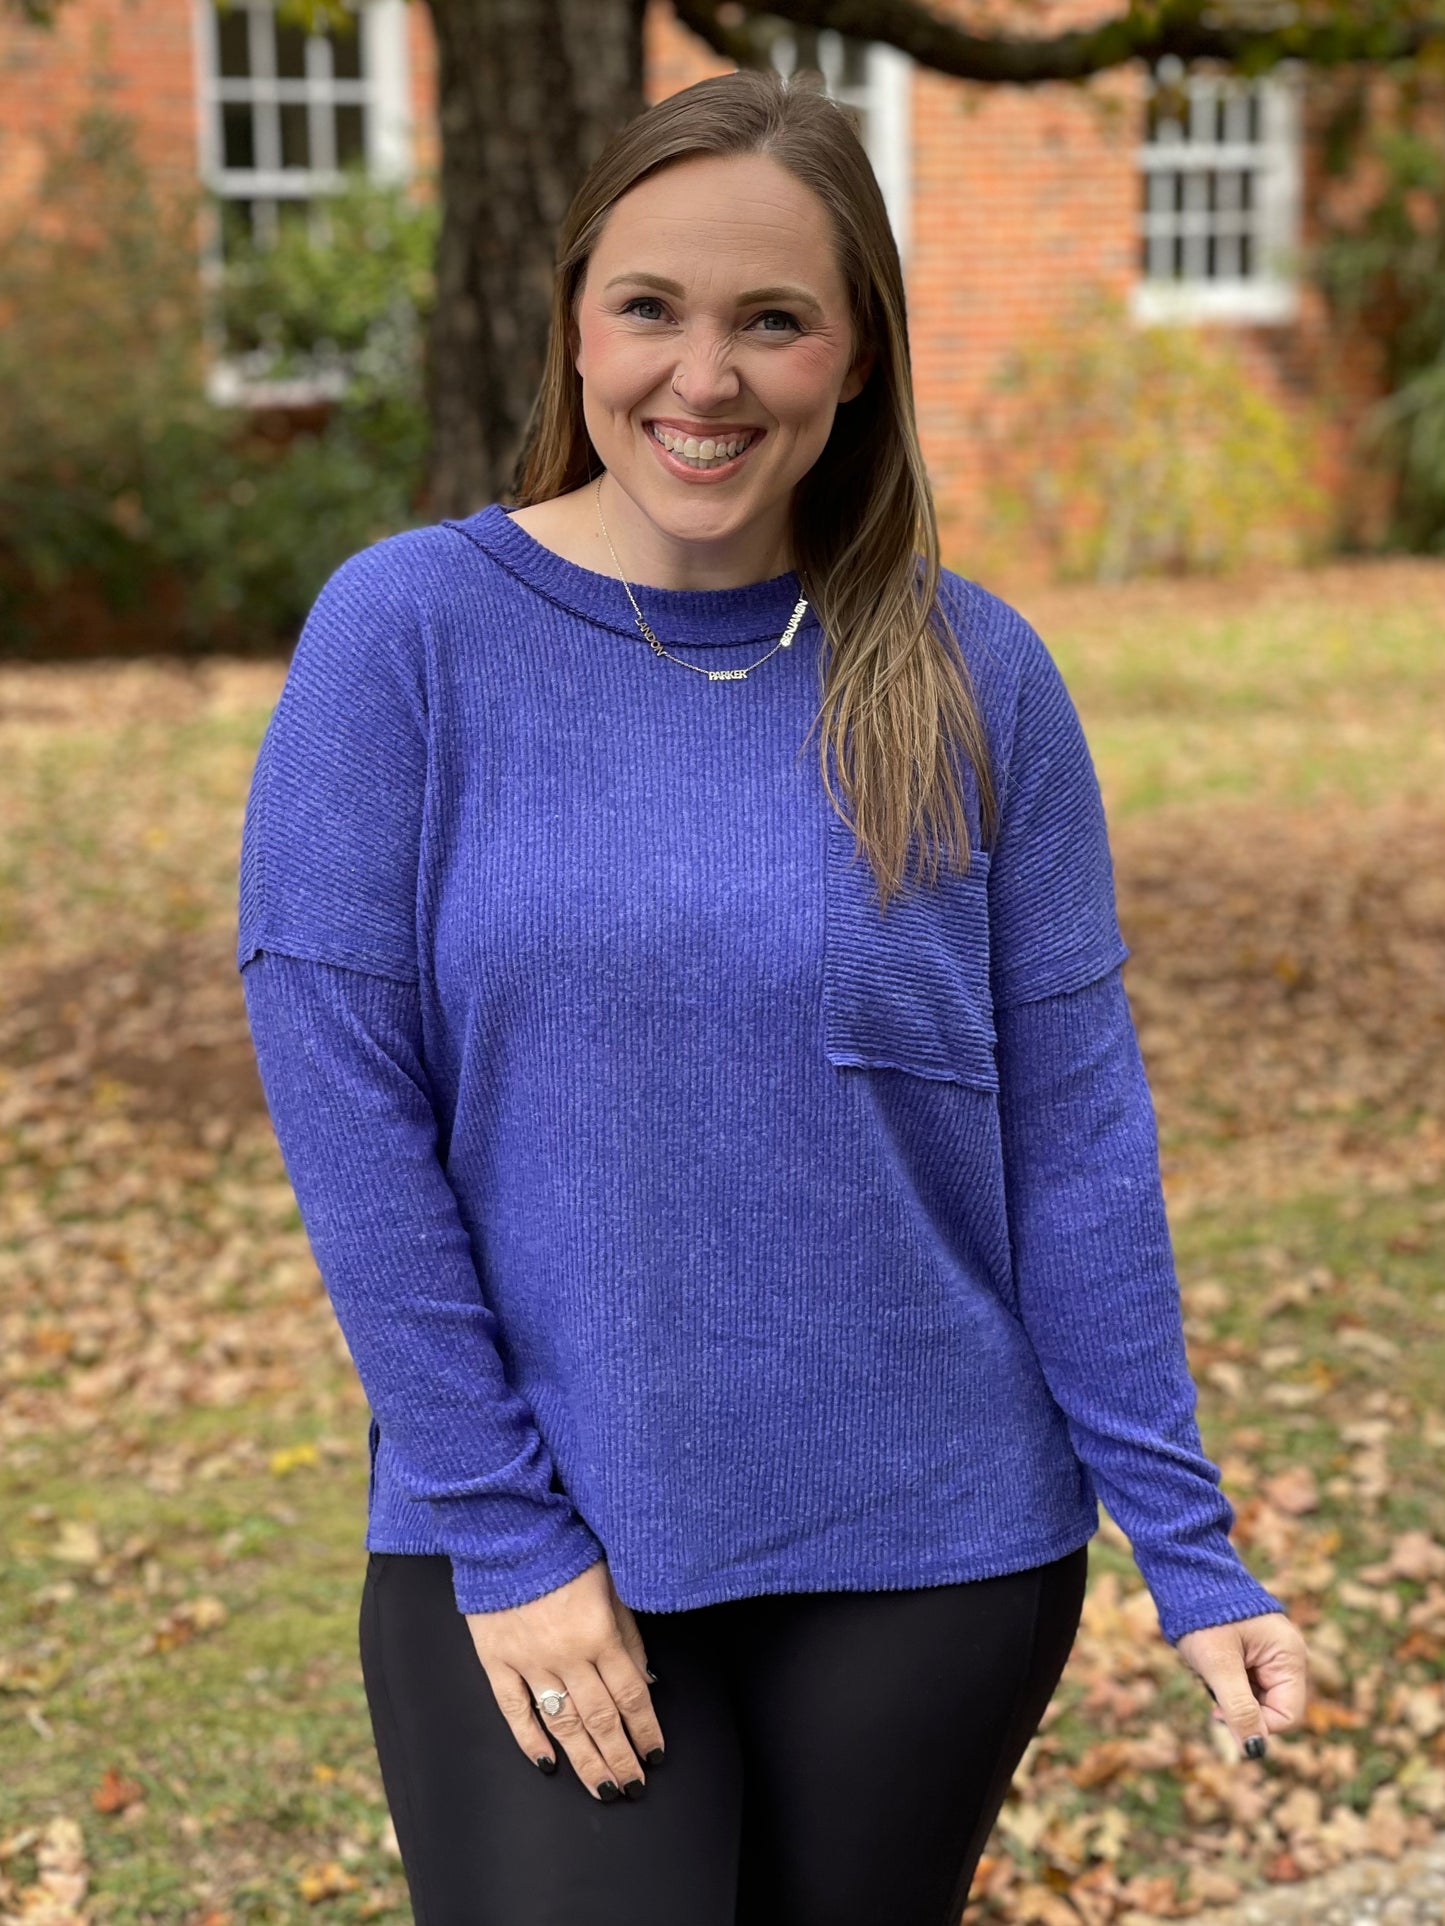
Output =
[{"x1": 2, "y1": 552, "x2": 1444, "y2": 1925}]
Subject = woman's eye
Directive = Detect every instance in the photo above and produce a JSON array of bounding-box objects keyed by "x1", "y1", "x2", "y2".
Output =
[{"x1": 618, "y1": 298, "x2": 801, "y2": 334}]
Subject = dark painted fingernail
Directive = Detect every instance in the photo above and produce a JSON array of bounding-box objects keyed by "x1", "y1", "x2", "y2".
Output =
[
  {"x1": 534, "y1": 1754, "x2": 557, "y2": 1775},
  {"x1": 644, "y1": 1747, "x2": 666, "y2": 1767},
  {"x1": 596, "y1": 1780, "x2": 621, "y2": 1802},
  {"x1": 645, "y1": 1670, "x2": 660, "y2": 1684},
  {"x1": 622, "y1": 1778, "x2": 646, "y2": 1801},
  {"x1": 1244, "y1": 1735, "x2": 1267, "y2": 1760}
]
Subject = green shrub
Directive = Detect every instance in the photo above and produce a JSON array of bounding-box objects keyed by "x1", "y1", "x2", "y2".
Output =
[
  {"x1": 1312, "y1": 101, "x2": 1445, "y2": 554},
  {"x1": 970, "y1": 287, "x2": 1332, "y2": 582},
  {"x1": 218, "y1": 167, "x2": 436, "y2": 403},
  {"x1": 0, "y1": 103, "x2": 434, "y2": 655}
]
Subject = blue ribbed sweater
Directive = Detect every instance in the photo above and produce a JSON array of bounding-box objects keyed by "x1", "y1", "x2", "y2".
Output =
[{"x1": 236, "y1": 501, "x2": 1286, "y2": 1643}]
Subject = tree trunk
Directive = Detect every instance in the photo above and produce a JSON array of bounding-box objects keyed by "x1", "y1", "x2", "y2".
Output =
[{"x1": 420, "y1": 0, "x2": 647, "y2": 518}]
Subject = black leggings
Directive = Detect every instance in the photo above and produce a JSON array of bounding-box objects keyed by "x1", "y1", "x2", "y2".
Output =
[{"x1": 359, "y1": 1543, "x2": 1089, "y2": 1926}]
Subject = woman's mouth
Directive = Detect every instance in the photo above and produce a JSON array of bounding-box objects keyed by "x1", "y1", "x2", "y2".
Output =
[{"x1": 644, "y1": 421, "x2": 763, "y2": 480}]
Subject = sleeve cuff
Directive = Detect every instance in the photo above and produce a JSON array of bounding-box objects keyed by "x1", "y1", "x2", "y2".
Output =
[
  {"x1": 447, "y1": 1516, "x2": 608, "y2": 1616},
  {"x1": 1146, "y1": 1560, "x2": 1290, "y2": 1647}
]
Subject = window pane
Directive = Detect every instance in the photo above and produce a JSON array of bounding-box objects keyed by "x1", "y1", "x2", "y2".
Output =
[
  {"x1": 280, "y1": 102, "x2": 310, "y2": 169},
  {"x1": 335, "y1": 103, "x2": 366, "y2": 165},
  {"x1": 789, "y1": 27, "x2": 821, "y2": 70},
  {"x1": 1140, "y1": 63, "x2": 1293, "y2": 293},
  {"x1": 222, "y1": 102, "x2": 256, "y2": 170},
  {"x1": 216, "y1": 5, "x2": 251, "y2": 78},
  {"x1": 275, "y1": 20, "x2": 309, "y2": 79},
  {"x1": 1222, "y1": 91, "x2": 1252, "y2": 145},
  {"x1": 330, "y1": 21, "x2": 363, "y2": 80},
  {"x1": 1149, "y1": 95, "x2": 1184, "y2": 143}
]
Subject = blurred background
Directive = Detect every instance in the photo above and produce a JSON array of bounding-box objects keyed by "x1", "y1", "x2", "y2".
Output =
[{"x1": 1, "y1": 4, "x2": 1443, "y2": 1924}]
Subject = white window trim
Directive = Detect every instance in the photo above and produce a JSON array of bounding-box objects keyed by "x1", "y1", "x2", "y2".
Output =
[
  {"x1": 365, "y1": 0, "x2": 412, "y2": 184},
  {"x1": 1130, "y1": 59, "x2": 1303, "y2": 327},
  {"x1": 767, "y1": 27, "x2": 912, "y2": 270},
  {"x1": 191, "y1": 0, "x2": 412, "y2": 406}
]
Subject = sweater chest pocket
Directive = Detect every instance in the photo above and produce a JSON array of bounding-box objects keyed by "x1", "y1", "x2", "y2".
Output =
[{"x1": 822, "y1": 817, "x2": 998, "y2": 1091}]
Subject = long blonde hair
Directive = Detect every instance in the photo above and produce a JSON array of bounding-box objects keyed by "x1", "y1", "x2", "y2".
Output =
[{"x1": 507, "y1": 65, "x2": 998, "y2": 911}]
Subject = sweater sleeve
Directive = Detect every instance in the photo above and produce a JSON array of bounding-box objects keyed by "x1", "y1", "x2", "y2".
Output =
[
  {"x1": 240, "y1": 946, "x2": 607, "y2": 1615},
  {"x1": 986, "y1": 621, "x2": 1132, "y2": 1011},
  {"x1": 995, "y1": 964, "x2": 1288, "y2": 1646},
  {"x1": 236, "y1": 536, "x2": 432, "y2": 983}
]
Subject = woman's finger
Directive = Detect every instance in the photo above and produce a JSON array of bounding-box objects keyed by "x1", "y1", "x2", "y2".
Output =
[
  {"x1": 593, "y1": 1639, "x2": 666, "y2": 1767},
  {"x1": 1178, "y1": 1613, "x2": 1310, "y2": 1760},
  {"x1": 606, "y1": 1574, "x2": 656, "y2": 1684},
  {"x1": 527, "y1": 1669, "x2": 626, "y2": 1799},
  {"x1": 548, "y1": 1661, "x2": 650, "y2": 1799},
  {"x1": 484, "y1": 1660, "x2": 567, "y2": 1776}
]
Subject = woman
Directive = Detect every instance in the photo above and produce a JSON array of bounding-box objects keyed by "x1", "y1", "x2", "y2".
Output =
[{"x1": 237, "y1": 66, "x2": 1309, "y2": 1926}]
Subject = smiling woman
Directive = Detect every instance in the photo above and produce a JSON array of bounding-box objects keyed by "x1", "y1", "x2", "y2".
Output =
[
  {"x1": 568, "y1": 175, "x2": 863, "y2": 525},
  {"x1": 237, "y1": 61, "x2": 1308, "y2": 1926},
  {"x1": 583, "y1": 176, "x2": 856, "y2": 518}
]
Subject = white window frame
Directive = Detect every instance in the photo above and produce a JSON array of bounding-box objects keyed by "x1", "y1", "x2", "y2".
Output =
[
  {"x1": 191, "y1": 0, "x2": 412, "y2": 404},
  {"x1": 767, "y1": 27, "x2": 912, "y2": 269},
  {"x1": 1131, "y1": 55, "x2": 1302, "y2": 326}
]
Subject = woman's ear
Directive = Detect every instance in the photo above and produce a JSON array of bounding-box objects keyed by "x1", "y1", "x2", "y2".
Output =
[{"x1": 840, "y1": 346, "x2": 876, "y2": 404}]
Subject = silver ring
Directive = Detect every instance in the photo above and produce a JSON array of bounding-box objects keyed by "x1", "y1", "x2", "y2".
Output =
[{"x1": 535, "y1": 1687, "x2": 569, "y2": 1718}]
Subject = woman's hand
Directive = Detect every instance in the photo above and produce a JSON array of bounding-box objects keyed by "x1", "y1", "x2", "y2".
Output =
[
  {"x1": 464, "y1": 1558, "x2": 665, "y2": 1800},
  {"x1": 1174, "y1": 1611, "x2": 1310, "y2": 1759}
]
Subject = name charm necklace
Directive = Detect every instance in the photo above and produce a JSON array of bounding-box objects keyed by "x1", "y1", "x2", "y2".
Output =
[{"x1": 594, "y1": 474, "x2": 809, "y2": 683}]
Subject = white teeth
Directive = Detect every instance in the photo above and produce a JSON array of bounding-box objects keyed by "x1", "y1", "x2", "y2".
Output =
[{"x1": 650, "y1": 424, "x2": 755, "y2": 468}]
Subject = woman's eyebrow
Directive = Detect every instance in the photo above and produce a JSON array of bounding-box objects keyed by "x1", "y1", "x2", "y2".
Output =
[{"x1": 603, "y1": 271, "x2": 823, "y2": 314}]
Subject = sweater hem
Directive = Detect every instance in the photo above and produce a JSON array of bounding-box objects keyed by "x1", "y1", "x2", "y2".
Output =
[{"x1": 363, "y1": 1515, "x2": 1101, "y2": 1612}]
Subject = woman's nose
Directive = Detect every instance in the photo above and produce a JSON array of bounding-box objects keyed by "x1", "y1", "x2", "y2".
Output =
[{"x1": 669, "y1": 345, "x2": 742, "y2": 407}]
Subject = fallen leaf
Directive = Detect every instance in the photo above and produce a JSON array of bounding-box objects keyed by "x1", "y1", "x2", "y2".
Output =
[
  {"x1": 296, "y1": 1861, "x2": 360, "y2": 1903},
  {"x1": 90, "y1": 1769, "x2": 143, "y2": 1816},
  {"x1": 51, "y1": 1523, "x2": 102, "y2": 1568},
  {"x1": 1260, "y1": 1464, "x2": 1319, "y2": 1515}
]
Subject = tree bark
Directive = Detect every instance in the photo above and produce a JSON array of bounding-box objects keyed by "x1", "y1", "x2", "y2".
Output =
[{"x1": 420, "y1": 0, "x2": 647, "y2": 518}]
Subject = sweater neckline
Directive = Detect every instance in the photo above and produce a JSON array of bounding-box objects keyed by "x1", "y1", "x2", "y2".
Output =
[{"x1": 442, "y1": 501, "x2": 822, "y2": 650}]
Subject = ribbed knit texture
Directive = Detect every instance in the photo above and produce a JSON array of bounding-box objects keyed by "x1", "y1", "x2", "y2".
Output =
[{"x1": 236, "y1": 502, "x2": 1286, "y2": 1643}]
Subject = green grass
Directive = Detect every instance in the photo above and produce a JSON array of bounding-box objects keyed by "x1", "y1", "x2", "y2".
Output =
[
  {"x1": 1031, "y1": 568, "x2": 1445, "y2": 818},
  {"x1": 3, "y1": 1438, "x2": 396, "y2": 1925}
]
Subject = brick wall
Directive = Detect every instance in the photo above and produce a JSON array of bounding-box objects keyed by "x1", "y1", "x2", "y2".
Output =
[
  {"x1": 0, "y1": 0, "x2": 199, "y2": 215},
  {"x1": 0, "y1": 0, "x2": 1395, "y2": 564},
  {"x1": 0, "y1": 0, "x2": 440, "y2": 233}
]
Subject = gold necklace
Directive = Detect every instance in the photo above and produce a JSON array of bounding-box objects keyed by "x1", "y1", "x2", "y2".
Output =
[{"x1": 594, "y1": 475, "x2": 809, "y2": 683}]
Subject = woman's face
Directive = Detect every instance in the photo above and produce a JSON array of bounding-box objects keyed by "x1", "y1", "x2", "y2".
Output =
[{"x1": 573, "y1": 150, "x2": 874, "y2": 571}]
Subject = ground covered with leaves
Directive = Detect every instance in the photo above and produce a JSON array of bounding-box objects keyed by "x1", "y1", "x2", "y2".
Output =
[{"x1": 1, "y1": 554, "x2": 1443, "y2": 1924}]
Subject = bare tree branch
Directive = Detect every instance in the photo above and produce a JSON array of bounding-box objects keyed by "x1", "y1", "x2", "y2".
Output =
[{"x1": 671, "y1": 0, "x2": 1445, "y2": 83}]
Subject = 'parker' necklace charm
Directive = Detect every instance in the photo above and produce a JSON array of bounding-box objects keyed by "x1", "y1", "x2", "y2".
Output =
[{"x1": 595, "y1": 474, "x2": 808, "y2": 682}]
